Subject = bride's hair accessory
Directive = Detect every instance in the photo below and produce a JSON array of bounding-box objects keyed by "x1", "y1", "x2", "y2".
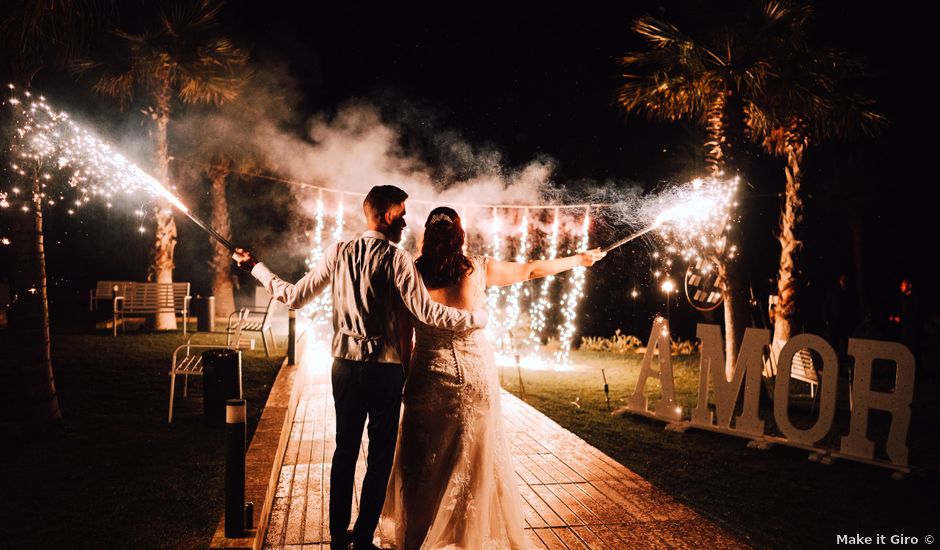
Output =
[{"x1": 429, "y1": 213, "x2": 453, "y2": 225}]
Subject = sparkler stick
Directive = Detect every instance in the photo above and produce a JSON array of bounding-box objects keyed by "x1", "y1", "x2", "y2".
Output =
[
  {"x1": 600, "y1": 222, "x2": 660, "y2": 253},
  {"x1": 184, "y1": 209, "x2": 236, "y2": 252}
]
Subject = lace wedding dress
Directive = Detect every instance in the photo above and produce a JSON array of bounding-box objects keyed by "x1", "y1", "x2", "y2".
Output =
[{"x1": 379, "y1": 256, "x2": 530, "y2": 550}]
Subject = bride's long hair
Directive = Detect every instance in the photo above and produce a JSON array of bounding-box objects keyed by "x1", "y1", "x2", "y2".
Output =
[{"x1": 415, "y1": 206, "x2": 474, "y2": 289}]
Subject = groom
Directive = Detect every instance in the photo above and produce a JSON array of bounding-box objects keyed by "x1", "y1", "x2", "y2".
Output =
[{"x1": 233, "y1": 185, "x2": 487, "y2": 550}]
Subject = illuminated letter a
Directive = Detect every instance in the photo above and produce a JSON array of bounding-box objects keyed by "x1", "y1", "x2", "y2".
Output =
[{"x1": 627, "y1": 317, "x2": 681, "y2": 421}]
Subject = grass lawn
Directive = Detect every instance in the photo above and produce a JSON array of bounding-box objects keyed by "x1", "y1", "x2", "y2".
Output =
[
  {"x1": 0, "y1": 330, "x2": 285, "y2": 549},
  {"x1": 501, "y1": 350, "x2": 940, "y2": 550}
]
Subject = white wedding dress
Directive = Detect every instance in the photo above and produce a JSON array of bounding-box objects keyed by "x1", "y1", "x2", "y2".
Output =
[{"x1": 379, "y1": 256, "x2": 530, "y2": 550}]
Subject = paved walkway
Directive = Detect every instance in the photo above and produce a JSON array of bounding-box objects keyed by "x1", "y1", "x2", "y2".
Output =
[{"x1": 262, "y1": 359, "x2": 748, "y2": 550}]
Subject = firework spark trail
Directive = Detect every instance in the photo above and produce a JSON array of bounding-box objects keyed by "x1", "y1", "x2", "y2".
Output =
[{"x1": 3, "y1": 87, "x2": 235, "y2": 250}]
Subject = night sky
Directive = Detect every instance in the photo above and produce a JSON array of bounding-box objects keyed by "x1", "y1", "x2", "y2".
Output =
[{"x1": 1, "y1": 1, "x2": 932, "y2": 343}]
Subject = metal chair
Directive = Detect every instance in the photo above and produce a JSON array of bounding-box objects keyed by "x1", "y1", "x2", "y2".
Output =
[
  {"x1": 168, "y1": 310, "x2": 249, "y2": 423},
  {"x1": 227, "y1": 297, "x2": 277, "y2": 357}
]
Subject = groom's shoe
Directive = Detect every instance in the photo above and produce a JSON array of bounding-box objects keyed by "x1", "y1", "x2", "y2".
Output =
[{"x1": 329, "y1": 530, "x2": 354, "y2": 550}]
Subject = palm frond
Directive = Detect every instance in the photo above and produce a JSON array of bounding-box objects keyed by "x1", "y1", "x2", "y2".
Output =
[
  {"x1": 1, "y1": 0, "x2": 114, "y2": 79},
  {"x1": 75, "y1": 0, "x2": 248, "y2": 108}
]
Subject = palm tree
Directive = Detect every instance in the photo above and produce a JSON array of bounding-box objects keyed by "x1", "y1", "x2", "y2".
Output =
[
  {"x1": 1, "y1": 0, "x2": 112, "y2": 430},
  {"x1": 618, "y1": 3, "x2": 810, "y2": 374},
  {"x1": 177, "y1": 145, "x2": 260, "y2": 319},
  {"x1": 2, "y1": 149, "x2": 62, "y2": 430},
  {"x1": 0, "y1": 0, "x2": 110, "y2": 82},
  {"x1": 73, "y1": 0, "x2": 247, "y2": 329},
  {"x1": 749, "y1": 46, "x2": 884, "y2": 343},
  {"x1": 172, "y1": 66, "x2": 297, "y2": 320}
]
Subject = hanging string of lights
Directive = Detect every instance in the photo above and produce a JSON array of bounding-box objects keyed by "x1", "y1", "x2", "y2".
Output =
[
  {"x1": 526, "y1": 210, "x2": 560, "y2": 350},
  {"x1": 231, "y1": 169, "x2": 612, "y2": 211},
  {"x1": 504, "y1": 209, "x2": 529, "y2": 348},
  {"x1": 556, "y1": 207, "x2": 592, "y2": 365}
]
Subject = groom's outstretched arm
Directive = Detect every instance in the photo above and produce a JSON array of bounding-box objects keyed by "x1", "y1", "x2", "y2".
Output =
[
  {"x1": 248, "y1": 243, "x2": 340, "y2": 310},
  {"x1": 391, "y1": 250, "x2": 488, "y2": 331}
]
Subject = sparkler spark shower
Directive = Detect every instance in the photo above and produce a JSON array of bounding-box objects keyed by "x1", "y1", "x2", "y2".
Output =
[
  {"x1": 526, "y1": 210, "x2": 560, "y2": 349},
  {"x1": 602, "y1": 176, "x2": 739, "y2": 257},
  {"x1": 3, "y1": 87, "x2": 235, "y2": 251}
]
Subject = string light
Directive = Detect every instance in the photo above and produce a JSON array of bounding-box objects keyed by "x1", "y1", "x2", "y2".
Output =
[
  {"x1": 526, "y1": 209, "x2": 559, "y2": 350},
  {"x1": 503, "y1": 209, "x2": 529, "y2": 348},
  {"x1": 484, "y1": 207, "x2": 506, "y2": 345},
  {"x1": 556, "y1": 207, "x2": 591, "y2": 366}
]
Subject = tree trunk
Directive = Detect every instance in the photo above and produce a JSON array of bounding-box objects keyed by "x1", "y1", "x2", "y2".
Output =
[
  {"x1": 8, "y1": 176, "x2": 62, "y2": 430},
  {"x1": 707, "y1": 91, "x2": 752, "y2": 376},
  {"x1": 208, "y1": 158, "x2": 235, "y2": 318},
  {"x1": 718, "y1": 255, "x2": 752, "y2": 379},
  {"x1": 705, "y1": 91, "x2": 747, "y2": 177},
  {"x1": 705, "y1": 94, "x2": 727, "y2": 175},
  {"x1": 147, "y1": 74, "x2": 178, "y2": 330},
  {"x1": 772, "y1": 125, "x2": 808, "y2": 343}
]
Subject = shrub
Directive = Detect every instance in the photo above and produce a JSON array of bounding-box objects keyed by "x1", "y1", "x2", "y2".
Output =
[{"x1": 580, "y1": 329, "x2": 699, "y2": 356}]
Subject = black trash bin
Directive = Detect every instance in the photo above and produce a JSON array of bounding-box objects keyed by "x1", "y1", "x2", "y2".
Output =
[
  {"x1": 202, "y1": 348, "x2": 241, "y2": 428},
  {"x1": 193, "y1": 295, "x2": 216, "y2": 332}
]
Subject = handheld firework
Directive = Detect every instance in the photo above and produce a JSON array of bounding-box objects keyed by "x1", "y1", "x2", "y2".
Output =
[
  {"x1": 5, "y1": 87, "x2": 237, "y2": 252},
  {"x1": 600, "y1": 221, "x2": 662, "y2": 253},
  {"x1": 600, "y1": 177, "x2": 736, "y2": 255}
]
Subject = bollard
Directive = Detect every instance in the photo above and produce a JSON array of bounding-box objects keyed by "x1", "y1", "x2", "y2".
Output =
[
  {"x1": 602, "y1": 369, "x2": 611, "y2": 411},
  {"x1": 244, "y1": 501, "x2": 254, "y2": 531},
  {"x1": 287, "y1": 309, "x2": 297, "y2": 365},
  {"x1": 225, "y1": 399, "x2": 246, "y2": 537}
]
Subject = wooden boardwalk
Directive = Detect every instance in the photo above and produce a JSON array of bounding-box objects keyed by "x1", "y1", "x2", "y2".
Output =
[{"x1": 262, "y1": 360, "x2": 748, "y2": 550}]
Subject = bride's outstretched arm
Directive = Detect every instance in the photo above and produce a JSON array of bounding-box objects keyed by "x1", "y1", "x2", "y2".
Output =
[{"x1": 484, "y1": 248, "x2": 606, "y2": 287}]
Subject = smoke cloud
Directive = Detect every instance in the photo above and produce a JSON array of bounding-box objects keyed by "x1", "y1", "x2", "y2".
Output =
[{"x1": 171, "y1": 63, "x2": 660, "y2": 268}]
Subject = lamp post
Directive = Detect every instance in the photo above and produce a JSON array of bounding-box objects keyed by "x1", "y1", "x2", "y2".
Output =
[
  {"x1": 661, "y1": 279, "x2": 675, "y2": 326},
  {"x1": 630, "y1": 288, "x2": 639, "y2": 335}
]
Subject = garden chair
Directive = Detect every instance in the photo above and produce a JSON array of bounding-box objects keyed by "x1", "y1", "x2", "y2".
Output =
[
  {"x1": 168, "y1": 310, "x2": 249, "y2": 423},
  {"x1": 226, "y1": 297, "x2": 277, "y2": 357}
]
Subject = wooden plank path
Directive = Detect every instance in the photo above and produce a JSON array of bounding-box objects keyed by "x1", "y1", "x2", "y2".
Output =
[{"x1": 263, "y1": 361, "x2": 748, "y2": 550}]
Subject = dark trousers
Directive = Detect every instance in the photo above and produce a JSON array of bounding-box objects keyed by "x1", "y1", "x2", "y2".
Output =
[{"x1": 330, "y1": 358, "x2": 404, "y2": 549}]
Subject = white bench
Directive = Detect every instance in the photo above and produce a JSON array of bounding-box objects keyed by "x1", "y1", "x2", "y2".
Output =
[
  {"x1": 113, "y1": 282, "x2": 191, "y2": 335},
  {"x1": 168, "y1": 310, "x2": 251, "y2": 423},
  {"x1": 89, "y1": 281, "x2": 131, "y2": 311},
  {"x1": 763, "y1": 338, "x2": 819, "y2": 397}
]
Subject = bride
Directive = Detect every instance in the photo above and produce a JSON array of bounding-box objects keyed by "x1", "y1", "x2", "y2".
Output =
[{"x1": 379, "y1": 207, "x2": 605, "y2": 549}]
